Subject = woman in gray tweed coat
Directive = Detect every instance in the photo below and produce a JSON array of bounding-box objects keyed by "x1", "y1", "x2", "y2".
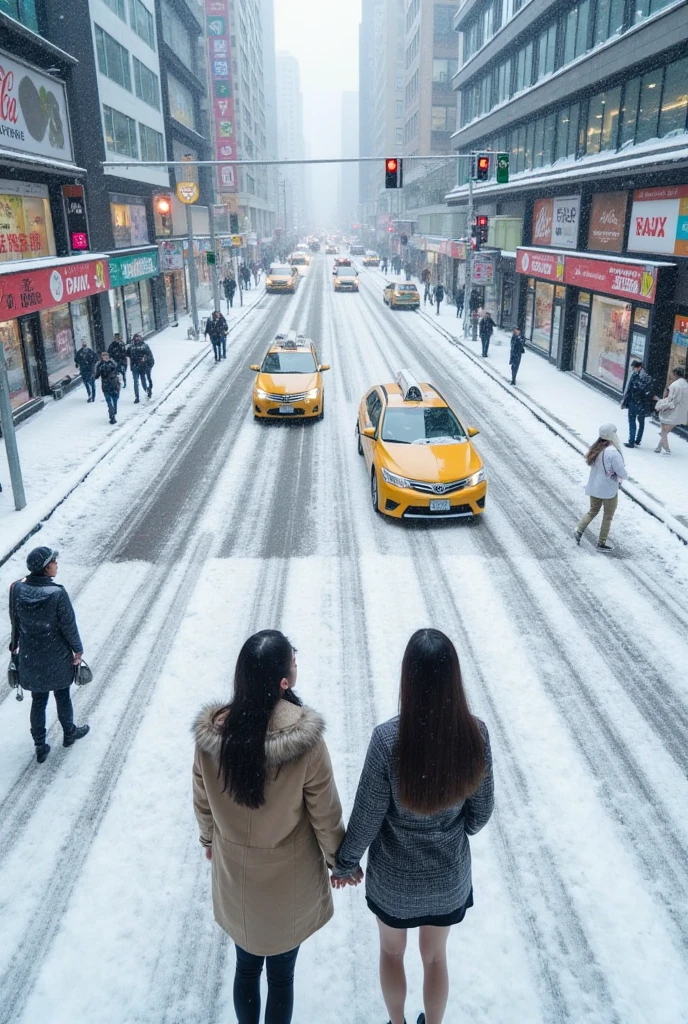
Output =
[{"x1": 334, "y1": 629, "x2": 494, "y2": 1024}]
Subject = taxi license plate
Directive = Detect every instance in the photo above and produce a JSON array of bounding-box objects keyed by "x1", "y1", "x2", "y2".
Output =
[
  {"x1": 279, "y1": 405, "x2": 295, "y2": 414},
  {"x1": 430, "y1": 499, "x2": 451, "y2": 512}
]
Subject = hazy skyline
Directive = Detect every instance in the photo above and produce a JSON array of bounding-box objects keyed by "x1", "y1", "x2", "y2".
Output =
[{"x1": 274, "y1": 0, "x2": 362, "y2": 226}]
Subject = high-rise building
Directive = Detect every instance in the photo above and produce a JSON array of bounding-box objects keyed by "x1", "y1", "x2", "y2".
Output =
[
  {"x1": 340, "y1": 92, "x2": 360, "y2": 232},
  {"x1": 261, "y1": 0, "x2": 279, "y2": 242},
  {"x1": 446, "y1": 0, "x2": 688, "y2": 405},
  {"x1": 276, "y1": 52, "x2": 306, "y2": 234}
]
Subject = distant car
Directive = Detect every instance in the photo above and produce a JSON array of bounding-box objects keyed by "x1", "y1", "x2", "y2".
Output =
[
  {"x1": 383, "y1": 281, "x2": 420, "y2": 310},
  {"x1": 325, "y1": 244, "x2": 338, "y2": 255},
  {"x1": 296, "y1": 243, "x2": 310, "y2": 253},
  {"x1": 309, "y1": 241, "x2": 321, "y2": 252},
  {"x1": 350, "y1": 243, "x2": 365, "y2": 255},
  {"x1": 289, "y1": 252, "x2": 310, "y2": 267},
  {"x1": 356, "y1": 370, "x2": 486, "y2": 520},
  {"x1": 363, "y1": 251, "x2": 380, "y2": 267},
  {"x1": 333, "y1": 266, "x2": 359, "y2": 292},
  {"x1": 265, "y1": 264, "x2": 299, "y2": 293},
  {"x1": 333, "y1": 257, "x2": 353, "y2": 272},
  {"x1": 250, "y1": 330, "x2": 330, "y2": 421}
]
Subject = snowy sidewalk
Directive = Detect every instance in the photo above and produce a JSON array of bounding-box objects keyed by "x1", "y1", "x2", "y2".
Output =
[
  {"x1": 422, "y1": 298, "x2": 688, "y2": 529},
  {"x1": 0, "y1": 291, "x2": 263, "y2": 563}
]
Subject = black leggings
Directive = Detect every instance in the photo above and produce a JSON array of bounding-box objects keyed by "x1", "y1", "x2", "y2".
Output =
[
  {"x1": 234, "y1": 944, "x2": 299, "y2": 1024},
  {"x1": 30, "y1": 687, "x2": 74, "y2": 743}
]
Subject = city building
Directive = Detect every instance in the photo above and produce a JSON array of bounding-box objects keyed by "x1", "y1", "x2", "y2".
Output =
[
  {"x1": 446, "y1": 0, "x2": 688, "y2": 406},
  {"x1": 339, "y1": 91, "x2": 360, "y2": 233},
  {"x1": 275, "y1": 52, "x2": 306, "y2": 235},
  {"x1": 261, "y1": 0, "x2": 280, "y2": 247}
]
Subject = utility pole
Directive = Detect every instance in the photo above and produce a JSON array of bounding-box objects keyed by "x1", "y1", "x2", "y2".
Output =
[
  {"x1": 208, "y1": 203, "x2": 222, "y2": 312},
  {"x1": 463, "y1": 173, "x2": 474, "y2": 340},
  {"x1": 0, "y1": 345, "x2": 26, "y2": 510},
  {"x1": 185, "y1": 204, "x2": 200, "y2": 338}
]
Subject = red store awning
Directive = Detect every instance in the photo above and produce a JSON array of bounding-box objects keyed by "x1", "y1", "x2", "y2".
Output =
[
  {"x1": 0, "y1": 256, "x2": 111, "y2": 320},
  {"x1": 515, "y1": 247, "x2": 671, "y2": 305}
]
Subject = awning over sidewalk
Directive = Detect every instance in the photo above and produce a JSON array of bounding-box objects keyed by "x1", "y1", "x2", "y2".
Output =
[
  {"x1": 0, "y1": 254, "x2": 111, "y2": 319},
  {"x1": 515, "y1": 246, "x2": 675, "y2": 304}
]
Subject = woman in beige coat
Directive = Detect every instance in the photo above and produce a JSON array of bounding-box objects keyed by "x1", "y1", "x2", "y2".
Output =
[{"x1": 192, "y1": 629, "x2": 345, "y2": 1024}]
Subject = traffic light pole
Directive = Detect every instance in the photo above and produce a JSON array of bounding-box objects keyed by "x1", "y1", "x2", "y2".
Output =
[
  {"x1": 208, "y1": 202, "x2": 222, "y2": 313},
  {"x1": 185, "y1": 204, "x2": 200, "y2": 339},
  {"x1": 463, "y1": 175, "x2": 474, "y2": 340}
]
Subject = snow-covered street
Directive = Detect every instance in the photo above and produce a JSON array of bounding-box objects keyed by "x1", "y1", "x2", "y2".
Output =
[{"x1": 1, "y1": 255, "x2": 688, "y2": 1024}]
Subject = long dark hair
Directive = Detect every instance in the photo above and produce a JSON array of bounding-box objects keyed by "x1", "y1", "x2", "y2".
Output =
[
  {"x1": 585, "y1": 438, "x2": 610, "y2": 466},
  {"x1": 397, "y1": 629, "x2": 485, "y2": 814},
  {"x1": 218, "y1": 630, "x2": 300, "y2": 808}
]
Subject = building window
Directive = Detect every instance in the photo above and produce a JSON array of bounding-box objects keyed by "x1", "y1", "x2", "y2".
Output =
[
  {"x1": 103, "y1": 104, "x2": 138, "y2": 157},
  {"x1": 434, "y1": 4, "x2": 455, "y2": 36},
  {"x1": 575, "y1": 0, "x2": 591, "y2": 57},
  {"x1": 432, "y1": 59, "x2": 458, "y2": 84},
  {"x1": 95, "y1": 26, "x2": 132, "y2": 91},
  {"x1": 514, "y1": 42, "x2": 533, "y2": 93},
  {"x1": 636, "y1": 69, "x2": 662, "y2": 143},
  {"x1": 128, "y1": 0, "x2": 155, "y2": 50},
  {"x1": 0, "y1": 0, "x2": 39, "y2": 31},
  {"x1": 619, "y1": 77, "x2": 640, "y2": 147},
  {"x1": 161, "y1": 6, "x2": 193, "y2": 68},
  {"x1": 634, "y1": 0, "x2": 677, "y2": 23},
  {"x1": 102, "y1": 0, "x2": 127, "y2": 20},
  {"x1": 133, "y1": 58, "x2": 160, "y2": 109},
  {"x1": 167, "y1": 73, "x2": 195, "y2": 129},
  {"x1": 658, "y1": 56, "x2": 688, "y2": 137},
  {"x1": 536, "y1": 23, "x2": 557, "y2": 80},
  {"x1": 396, "y1": 127, "x2": 404, "y2": 146},
  {"x1": 139, "y1": 123, "x2": 164, "y2": 162},
  {"x1": 395, "y1": 100, "x2": 403, "y2": 118},
  {"x1": 586, "y1": 87, "x2": 621, "y2": 153}
]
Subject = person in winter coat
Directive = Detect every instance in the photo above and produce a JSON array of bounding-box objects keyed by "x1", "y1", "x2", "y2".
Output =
[
  {"x1": 404, "y1": 262, "x2": 412, "y2": 281},
  {"x1": 192, "y1": 630, "x2": 345, "y2": 1024},
  {"x1": 455, "y1": 286, "x2": 465, "y2": 318},
  {"x1": 223, "y1": 275, "x2": 237, "y2": 311},
  {"x1": 469, "y1": 288, "x2": 481, "y2": 313},
  {"x1": 334, "y1": 629, "x2": 493, "y2": 1024},
  {"x1": 575, "y1": 423, "x2": 628, "y2": 551},
  {"x1": 509, "y1": 327, "x2": 526, "y2": 385},
  {"x1": 108, "y1": 334, "x2": 129, "y2": 389},
  {"x1": 621, "y1": 359, "x2": 655, "y2": 447},
  {"x1": 9, "y1": 547, "x2": 89, "y2": 763},
  {"x1": 479, "y1": 311, "x2": 496, "y2": 356},
  {"x1": 205, "y1": 310, "x2": 229, "y2": 361},
  {"x1": 127, "y1": 334, "x2": 155, "y2": 402},
  {"x1": 653, "y1": 365, "x2": 688, "y2": 454},
  {"x1": 94, "y1": 351, "x2": 122, "y2": 424},
  {"x1": 74, "y1": 341, "x2": 98, "y2": 402},
  {"x1": 434, "y1": 282, "x2": 445, "y2": 315}
]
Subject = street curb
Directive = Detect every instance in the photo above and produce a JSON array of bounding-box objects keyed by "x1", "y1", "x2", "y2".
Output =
[
  {"x1": 0, "y1": 292, "x2": 265, "y2": 569},
  {"x1": 417, "y1": 307, "x2": 688, "y2": 547}
]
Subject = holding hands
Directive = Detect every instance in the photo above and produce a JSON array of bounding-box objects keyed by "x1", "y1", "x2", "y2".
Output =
[{"x1": 331, "y1": 866, "x2": 363, "y2": 889}]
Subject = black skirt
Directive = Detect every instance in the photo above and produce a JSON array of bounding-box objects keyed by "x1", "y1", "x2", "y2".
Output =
[{"x1": 367, "y1": 889, "x2": 474, "y2": 929}]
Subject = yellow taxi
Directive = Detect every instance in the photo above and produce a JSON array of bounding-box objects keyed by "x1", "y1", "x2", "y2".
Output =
[
  {"x1": 325, "y1": 244, "x2": 339, "y2": 255},
  {"x1": 265, "y1": 264, "x2": 299, "y2": 293},
  {"x1": 383, "y1": 281, "x2": 420, "y2": 310},
  {"x1": 290, "y1": 251, "x2": 310, "y2": 268},
  {"x1": 363, "y1": 251, "x2": 380, "y2": 267},
  {"x1": 356, "y1": 370, "x2": 486, "y2": 519},
  {"x1": 250, "y1": 331, "x2": 330, "y2": 421},
  {"x1": 333, "y1": 265, "x2": 359, "y2": 292}
]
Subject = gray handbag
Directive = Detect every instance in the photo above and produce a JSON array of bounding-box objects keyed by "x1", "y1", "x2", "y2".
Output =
[{"x1": 74, "y1": 660, "x2": 93, "y2": 686}]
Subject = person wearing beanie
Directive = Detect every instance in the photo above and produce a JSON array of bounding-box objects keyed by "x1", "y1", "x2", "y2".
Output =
[
  {"x1": 574, "y1": 424, "x2": 628, "y2": 551},
  {"x1": 9, "y1": 547, "x2": 89, "y2": 763}
]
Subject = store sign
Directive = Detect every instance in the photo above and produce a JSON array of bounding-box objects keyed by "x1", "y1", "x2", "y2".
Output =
[
  {"x1": 564, "y1": 256, "x2": 657, "y2": 304},
  {"x1": 472, "y1": 258, "x2": 494, "y2": 284},
  {"x1": 0, "y1": 182, "x2": 54, "y2": 262},
  {"x1": 627, "y1": 185, "x2": 688, "y2": 257},
  {"x1": 673, "y1": 315, "x2": 688, "y2": 348},
  {"x1": 176, "y1": 181, "x2": 199, "y2": 204},
  {"x1": 159, "y1": 239, "x2": 184, "y2": 271},
  {"x1": 108, "y1": 250, "x2": 159, "y2": 288},
  {"x1": 62, "y1": 184, "x2": 90, "y2": 253},
  {"x1": 516, "y1": 248, "x2": 564, "y2": 282},
  {"x1": 531, "y1": 196, "x2": 580, "y2": 249},
  {"x1": 205, "y1": 0, "x2": 237, "y2": 193},
  {"x1": 0, "y1": 257, "x2": 109, "y2": 318},
  {"x1": 588, "y1": 192, "x2": 627, "y2": 253},
  {"x1": 0, "y1": 51, "x2": 74, "y2": 163}
]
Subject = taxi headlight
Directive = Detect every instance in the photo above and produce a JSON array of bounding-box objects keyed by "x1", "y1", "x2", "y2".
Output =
[
  {"x1": 254, "y1": 388, "x2": 269, "y2": 400},
  {"x1": 305, "y1": 388, "x2": 320, "y2": 399},
  {"x1": 381, "y1": 467, "x2": 412, "y2": 489},
  {"x1": 266, "y1": 278, "x2": 273, "y2": 286},
  {"x1": 465, "y1": 468, "x2": 486, "y2": 487}
]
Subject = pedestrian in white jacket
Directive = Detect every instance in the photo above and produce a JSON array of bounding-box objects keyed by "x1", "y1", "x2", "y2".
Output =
[
  {"x1": 575, "y1": 423, "x2": 628, "y2": 551},
  {"x1": 653, "y1": 366, "x2": 688, "y2": 454}
]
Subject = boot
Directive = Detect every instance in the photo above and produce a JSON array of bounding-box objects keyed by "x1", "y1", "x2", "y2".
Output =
[
  {"x1": 64, "y1": 724, "x2": 90, "y2": 747},
  {"x1": 36, "y1": 743, "x2": 51, "y2": 763},
  {"x1": 134, "y1": 397, "x2": 140, "y2": 404}
]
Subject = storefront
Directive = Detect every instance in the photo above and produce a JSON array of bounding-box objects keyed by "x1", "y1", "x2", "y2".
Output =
[
  {"x1": 159, "y1": 240, "x2": 187, "y2": 324},
  {"x1": 0, "y1": 256, "x2": 110, "y2": 412},
  {"x1": 108, "y1": 249, "x2": 160, "y2": 342},
  {"x1": 517, "y1": 246, "x2": 673, "y2": 396}
]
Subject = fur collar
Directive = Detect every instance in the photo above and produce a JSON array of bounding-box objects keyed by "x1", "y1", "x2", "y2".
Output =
[{"x1": 193, "y1": 698, "x2": 325, "y2": 767}]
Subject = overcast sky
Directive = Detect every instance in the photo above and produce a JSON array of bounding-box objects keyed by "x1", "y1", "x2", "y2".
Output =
[{"x1": 274, "y1": 0, "x2": 362, "y2": 227}]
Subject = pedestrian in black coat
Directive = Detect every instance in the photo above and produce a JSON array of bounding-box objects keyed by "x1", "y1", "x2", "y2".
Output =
[
  {"x1": 434, "y1": 283, "x2": 445, "y2": 316},
  {"x1": 223, "y1": 275, "x2": 236, "y2": 311},
  {"x1": 94, "y1": 351, "x2": 122, "y2": 423},
  {"x1": 469, "y1": 288, "x2": 481, "y2": 313},
  {"x1": 74, "y1": 342, "x2": 98, "y2": 402},
  {"x1": 108, "y1": 334, "x2": 129, "y2": 388},
  {"x1": 10, "y1": 546, "x2": 89, "y2": 763},
  {"x1": 509, "y1": 327, "x2": 526, "y2": 384},
  {"x1": 205, "y1": 310, "x2": 229, "y2": 361},
  {"x1": 479, "y1": 312, "x2": 496, "y2": 357},
  {"x1": 455, "y1": 287, "x2": 465, "y2": 318},
  {"x1": 621, "y1": 359, "x2": 655, "y2": 447},
  {"x1": 127, "y1": 334, "x2": 155, "y2": 402}
]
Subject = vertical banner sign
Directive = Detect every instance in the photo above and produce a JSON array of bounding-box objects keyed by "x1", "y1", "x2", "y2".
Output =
[
  {"x1": 205, "y1": 0, "x2": 237, "y2": 193},
  {"x1": 62, "y1": 184, "x2": 89, "y2": 252}
]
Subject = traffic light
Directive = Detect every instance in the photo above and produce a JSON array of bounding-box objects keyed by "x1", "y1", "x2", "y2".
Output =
[
  {"x1": 476, "y1": 154, "x2": 490, "y2": 181},
  {"x1": 229, "y1": 213, "x2": 239, "y2": 233},
  {"x1": 476, "y1": 215, "x2": 489, "y2": 245},
  {"x1": 154, "y1": 194, "x2": 172, "y2": 216},
  {"x1": 206, "y1": 251, "x2": 216, "y2": 265},
  {"x1": 385, "y1": 157, "x2": 403, "y2": 189}
]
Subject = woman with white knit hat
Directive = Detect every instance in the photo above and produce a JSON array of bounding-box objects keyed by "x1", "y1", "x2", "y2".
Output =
[{"x1": 574, "y1": 424, "x2": 628, "y2": 551}]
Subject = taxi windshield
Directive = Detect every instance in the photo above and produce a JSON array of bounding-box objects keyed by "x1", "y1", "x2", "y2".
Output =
[
  {"x1": 398, "y1": 284, "x2": 417, "y2": 292},
  {"x1": 269, "y1": 265, "x2": 291, "y2": 275},
  {"x1": 336, "y1": 267, "x2": 357, "y2": 277},
  {"x1": 291, "y1": 255, "x2": 307, "y2": 262},
  {"x1": 381, "y1": 406, "x2": 466, "y2": 444},
  {"x1": 261, "y1": 351, "x2": 317, "y2": 373}
]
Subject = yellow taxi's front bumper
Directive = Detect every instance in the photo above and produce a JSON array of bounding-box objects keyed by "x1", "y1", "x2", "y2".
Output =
[
  {"x1": 378, "y1": 475, "x2": 487, "y2": 519},
  {"x1": 253, "y1": 391, "x2": 322, "y2": 420}
]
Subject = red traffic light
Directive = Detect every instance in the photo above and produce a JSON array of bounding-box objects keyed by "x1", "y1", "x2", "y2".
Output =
[
  {"x1": 388, "y1": 224, "x2": 394, "y2": 232},
  {"x1": 476, "y1": 215, "x2": 488, "y2": 227},
  {"x1": 385, "y1": 157, "x2": 402, "y2": 189},
  {"x1": 155, "y1": 195, "x2": 172, "y2": 215},
  {"x1": 476, "y1": 154, "x2": 490, "y2": 181},
  {"x1": 386, "y1": 158, "x2": 398, "y2": 173}
]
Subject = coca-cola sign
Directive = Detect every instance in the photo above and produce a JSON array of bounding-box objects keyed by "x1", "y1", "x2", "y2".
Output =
[
  {"x1": 0, "y1": 50, "x2": 73, "y2": 164},
  {"x1": 588, "y1": 192, "x2": 627, "y2": 252},
  {"x1": 531, "y1": 196, "x2": 580, "y2": 249}
]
